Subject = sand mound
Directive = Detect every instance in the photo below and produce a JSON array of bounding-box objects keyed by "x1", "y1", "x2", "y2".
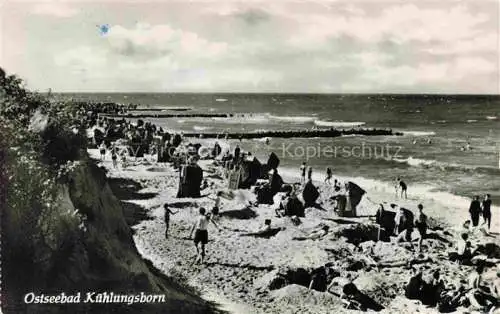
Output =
[{"x1": 271, "y1": 284, "x2": 342, "y2": 308}]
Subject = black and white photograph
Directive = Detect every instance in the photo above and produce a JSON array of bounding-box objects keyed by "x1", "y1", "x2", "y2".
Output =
[{"x1": 1, "y1": 0, "x2": 499, "y2": 313}]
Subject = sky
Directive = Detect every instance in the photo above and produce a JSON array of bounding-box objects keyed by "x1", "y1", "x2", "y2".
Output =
[{"x1": 1, "y1": 0, "x2": 499, "y2": 94}]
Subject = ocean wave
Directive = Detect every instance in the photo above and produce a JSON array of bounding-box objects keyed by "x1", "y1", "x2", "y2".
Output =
[
  {"x1": 193, "y1": 125, "x2": 212, "y2": 131},
  {"x1": 253, "y1": 137, "x2": 272, "y2": 142},
  {"x1": 314, "y1": 120, "x2": 365, "y2": 127},
  {"x1": 211, "y1": 115, "x2": 269, "y2": 124},
  {"x1": 276, "y1": 165, "x2": 498, "y2": 222},
  {"x1": 215, "y1": 98, "x2": 228, "y2": 102},
  {"x1": 486, "y1": 116, "x2": 498, "y2": 120},
  {"x1": 392, "y1": 156, "x2": 499, "y2": 174},
  {"x1": 467, "y1": 119, "x2": 477, "y2": 123},
  {"x1": 159, "y1": 107, "x2": 192, "y2": 111},
  {"x1": 402, "y1": 131, "x2": 436, "y2": 136},
  {"x1": 269, "y1": 115, "x2": 316, "y2": 123}
]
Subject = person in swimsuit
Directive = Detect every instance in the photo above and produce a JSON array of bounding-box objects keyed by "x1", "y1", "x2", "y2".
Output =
[
  {"x1": 190, "y1": 207, "x2": 220, "y2": 264},
  {"x1": 325, "y1": 167, "x2": 333, "y2": 184},
  {"x1": 396, "y1": 177, "x2": 408, "y2": 199},
  {"x1": 99, "y1": 142, "x2": 106, "y2": 160},
  {"x1": 163, "y1": 204, "x2": 178, "y2": 239},
  {"x1": 415, "y1": 204, "x2": 428, "y2": 252},
  {"x1": 299, "y1": 162, "x2": 306, "y2": 184},
  {"x1": 111, "y1": 145, "x2": 118, "y2": 168},
  {"x1": 307, "y1": 166, "x2": 313, "y2": 181}
]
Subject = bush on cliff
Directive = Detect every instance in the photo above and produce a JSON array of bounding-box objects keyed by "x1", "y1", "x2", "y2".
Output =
[{"x1": 0, "y1": 68, "x2": 216, "y2": 314}]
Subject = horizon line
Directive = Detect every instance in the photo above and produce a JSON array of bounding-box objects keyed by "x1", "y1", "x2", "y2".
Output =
[{"x1": 49, "y1": 91, "x2": 500, "y2": 97}]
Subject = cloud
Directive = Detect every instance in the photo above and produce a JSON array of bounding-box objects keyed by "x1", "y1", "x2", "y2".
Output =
[
  {"x1": 13, "y1": 1, "x2": 498, "y2": 93},
  {"x1": 286, "y1": 4, "x2": 490, "y2": 46},
  {"x1": 105, "y1": 23, "x2": 227, "y2": 59},
  {"x1": 31, "y1": 3, "x2": 79, "y2": 18}
]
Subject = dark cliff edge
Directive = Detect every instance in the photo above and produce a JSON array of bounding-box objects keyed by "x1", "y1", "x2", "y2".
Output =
[{"x1": 1, "y1": 156, "x2": 220, "y2": 314}]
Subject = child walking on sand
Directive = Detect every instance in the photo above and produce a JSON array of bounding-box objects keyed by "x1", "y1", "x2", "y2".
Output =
[
  {"x1": 163, "y1": 204, "x2": 178, "y2": 239},
  {"x1": 190, "y1": 207, "x2": 220, "y2": 264},
  {"x1": 208, "y1": 191, "x2": 223, "y2": 220},
  {"x1": 99, "y1": 142, "x2": 106, "y2": 160}
]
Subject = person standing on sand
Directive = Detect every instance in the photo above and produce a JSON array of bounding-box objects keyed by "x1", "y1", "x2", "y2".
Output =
[
  {"x1": 415, "y1": 204, "x2": 428, "y2": 252},
  {"x1": 163, "y1": 204, "x2": 178, "y2": 239},
  {"x1": 307, "y1": 166, "x2": 313, "y2": 182},
  {"x1": 208, "y1": 191, "x2": 223, "y2": 220},
  {"x1": 111, "y1": 145, "x2": 118, "y2": 168},
  {"x1": 482, "y1": 194, "x2": 492, "y2": 230},
  {"x1": 469, "y1": 195, "x2": 482, "y2": 228},
  {"x1": 190, "y1": 207, "x2": 220, "y2": 264},
  {"x1": 395, "y1": 177, "x2": 408, "y2": 199},
  {"x1": 325, "y1": 167, "x2": 332, "y2": 184},
  {"x1": 99, "y1": 142, "x2": 106, "y2": 160},
  {"x1": 300, "y1": 162, "x2": 306, "y2": 184}
]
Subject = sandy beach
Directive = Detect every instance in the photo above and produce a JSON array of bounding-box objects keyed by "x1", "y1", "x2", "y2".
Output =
[{"x1": 88, "y1": 143, "x2": 500, "y2": 314}]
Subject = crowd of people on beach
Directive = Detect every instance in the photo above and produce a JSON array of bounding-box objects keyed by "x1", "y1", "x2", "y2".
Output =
[{"x1": 81, "y1": 101, "x2": 498, "y2": 313}]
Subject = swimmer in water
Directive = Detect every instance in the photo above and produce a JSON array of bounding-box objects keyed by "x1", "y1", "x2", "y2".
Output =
[{"x1": 265, "y1": 138, "x2": 270, "y2": 145}]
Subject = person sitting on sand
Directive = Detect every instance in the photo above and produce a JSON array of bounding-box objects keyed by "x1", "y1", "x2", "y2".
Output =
[
  {"x1": 189, "y1": 207, "x2": 220, "y2": 264},
  {"x1": 466, "y1": 265, "x2": 498, "y2": 311},
  {"x1": 405, "y1": 268, "x2": 424, "y2": 300},
  {"x1": 201, "y1": 179, "x2": 209, "y2": 190},
  {"x1": 394, "y1": 227, "x2": 415, "y2": 247},
  {"x1": 449, "y1": 233, "x2": 473, "y2": 264},
  {"x1": 239, "y1": 219, "x2": 280, "y2": 238},
  {"x1": 420, "y1": 270, "x2": 445, "y2": 307},
  {"x1": 333, "y1": 179, "x2": 341, "y2": 192},
  {"x1": 491, "y1": 269, "x2": 500, "y2": 300},
  {"x1": 292, "y1": 225, "x2": 329, "y2": 241},
  {"x1": 309, "y1": 265, "x2": 329, "y2": 292},
  {"x1": 275, "y1": 195, "x2": 288, "y2": 218},
  {"x1": 163, "y1": 204, "x2": 178, "y2": 239},
  {"x1": 342, "y1": 283, "x2": 384, "y2": 312}
]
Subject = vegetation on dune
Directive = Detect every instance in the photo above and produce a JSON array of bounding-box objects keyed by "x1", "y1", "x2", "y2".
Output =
[{"x1": 0, "y1": 68, "x2": 217, "y2": 313}]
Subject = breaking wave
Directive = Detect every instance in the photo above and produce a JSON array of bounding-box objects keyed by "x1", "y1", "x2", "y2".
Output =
[
  {"x1": 314, "y1": 120, "x2": 365, "y2": 128},
  {"x1": 402, "y1": 131, "x2": 436, "y2": 136}
]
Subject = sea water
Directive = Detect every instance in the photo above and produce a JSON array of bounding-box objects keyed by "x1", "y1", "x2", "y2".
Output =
[{"x1": 61, "y1": 93, "x2": 500, "y2": 208}]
